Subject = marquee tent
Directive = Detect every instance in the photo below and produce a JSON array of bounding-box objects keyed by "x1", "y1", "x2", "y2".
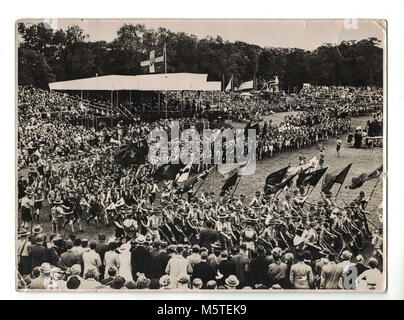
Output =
[{"x1": 49, "y1": 73, "x2": 221, "y2": 92}]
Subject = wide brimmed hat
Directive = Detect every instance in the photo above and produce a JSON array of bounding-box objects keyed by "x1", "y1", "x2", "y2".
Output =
[
  {"x1": 25, "y1": 187, "x2": 34, "y2": 195},
  {"x1": 177, "y1": 274, "x2": 190, "y2": 284},
  {"x1": 341, "y1": 250, "x2": 352, "y2": 260},
  {"x1": 40, "y1": 262, "x2": 51, "y2": 275},
  {"x1": 225, "y1": 275, "x2": 240, "y2": 288},
  {"x1": 159, "y1": 275, "x2": 172, "y2": 287},
  {"x1": 32, "y1": 225, "x2": 43, "y2": 235},
  {"x1": 18, "y1": 229, "x2": 30, "y2": 237},
  {"x1": 135, "y1": 234, "x2": 146, "y2": 244},
  {"x1": 53, "y1": 197, "x2": 63, "y2": 205}
]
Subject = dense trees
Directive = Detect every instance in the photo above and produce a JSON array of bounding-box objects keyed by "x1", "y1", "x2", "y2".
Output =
[{"x1": 17, "y1": 22, "x2": 383, "y2": 89}]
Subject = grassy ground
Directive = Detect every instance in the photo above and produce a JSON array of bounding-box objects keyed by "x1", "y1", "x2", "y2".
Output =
[{"x1": 18, "y1": 114, "x2": 384, "y2": 248}]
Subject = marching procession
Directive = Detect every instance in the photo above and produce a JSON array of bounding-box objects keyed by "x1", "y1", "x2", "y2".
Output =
[{"x1": 17, "y1": 82, "x2": 384, "y2": 291}]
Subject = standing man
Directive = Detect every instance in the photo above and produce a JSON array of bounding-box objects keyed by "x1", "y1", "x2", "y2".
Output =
[{"x1": 320, "y1": 253, "x2": 343, "y2": 289}]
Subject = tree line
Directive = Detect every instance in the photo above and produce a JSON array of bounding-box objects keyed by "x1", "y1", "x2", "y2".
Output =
[{"x1": 17, "y1": 22, "x2": 383, "y2": 90}]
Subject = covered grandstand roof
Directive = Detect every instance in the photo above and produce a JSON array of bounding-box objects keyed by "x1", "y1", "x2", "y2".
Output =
[{"x1": 49, "y1": 73, "x2": 221, "y2": 91}]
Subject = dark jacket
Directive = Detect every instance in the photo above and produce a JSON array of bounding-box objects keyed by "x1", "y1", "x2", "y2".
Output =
[
  {"x1": 191, "y1": 261, "x2": 216, "y2": 287},
  {"x1": 150, "y1": 251, "x2": 170, "y2": 280},
  {"x1": 248, "y1": 256, "x2": 268, "y2": 287},
  {"x1": 44, "y1": 247, "x2": 59, "y2": 266},
  {"x1": 131, "y1": 245, "x2": 152, "y2": 279},
  {"x1": 30, "y1": 244, "x2": 46, "y2": 268},
  {"x1": 217, "y1": 259, "x2": 237, "y2": 285},
  {"x1": 231, "y1": 253, "x2": 249, "y2": 286},
  {"x1": 199, "y1": 228, "x2": 219, "y2": 250}
]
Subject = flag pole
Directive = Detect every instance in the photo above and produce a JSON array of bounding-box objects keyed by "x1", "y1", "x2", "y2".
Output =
[
  {"x1": 164, "y1": 43, "x2": 167, "y2": 74},
  {"x1": 231, "y1": 176, "x2": 242, "y2": 197},
  {"x1": 335, "y1": 183, "x2": 344, "y2": 199},
  {"x1": 363, "y1": 177, "x2": 381, "y2": 210}
]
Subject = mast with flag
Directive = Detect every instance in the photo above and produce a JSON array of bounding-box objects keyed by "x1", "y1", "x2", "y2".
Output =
[{"x1": 140, "y1": 43, "x2": 167, "y2": 74}]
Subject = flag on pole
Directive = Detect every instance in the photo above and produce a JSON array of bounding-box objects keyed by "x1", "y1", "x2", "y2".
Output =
[
  {"x1": 264, "y1": 173, "x2": 298, "y2": 195},
  {"x1": 217, "y1": 162, "x2": 247, "y2": 179},
  {"x1": 265, "y1": 166, "x2": 289, "y2": 186},
  {"x1": 153, "y1": 163, "x2": 184, "y2": 181},
  {"x1": 348, "y1": 165, "x2": 383, "y2": 189},
  {"x1": 220, "y1": 169, "x2": 241, "y2": 196},
  {"x1": 321, "y1": 163, "x2": 352, "y2": 193},
  {"x1": 225, "y1": 75, "x2": 233, "y2": 92},
  {"x1": 177, "y1": 165, "x2": 215, "y2": 194},
  {"x1": 140, "y1": 45, "x2": 165, "y2": 73},
  {"x1": 297, "y1": 167, "x2": 328, "y2": 188},
  {"x1": 176, "y1": 162, "x2": 193, "y2": 183}
]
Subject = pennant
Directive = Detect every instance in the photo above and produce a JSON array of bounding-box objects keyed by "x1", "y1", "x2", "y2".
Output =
[
  {"x1": 265, "y1": 166, "x2": 289, "y2": 186},
  {"x1": 220, "y1": 169, "x2": 241, "y2": 196},
  {"x1": 348, "y1": 165, "x2": 383, "y2": 189},
  {"x1": 225, "y1": 75, "x2": 233, "y2": 92},
  {"x1": 321, "y1": 163, "x2": 352, "y2": 193},
  {"x1": 177, "y1": 166, "x2": 215, "y2": 194},
  {"x1": 264, "y1": 173, "x2": 298, "y2": 195},
  {"x1": 297, "y1": 167, "x2": 328, "y2": 188}
]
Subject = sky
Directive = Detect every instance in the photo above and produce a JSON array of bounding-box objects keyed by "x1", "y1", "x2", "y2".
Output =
[
  {"x1": 21, "y1": 19, "x2": 385, "y2": 50},
  {"x1": 53, "y1": 19, "x2": 385, "y2": 50}
]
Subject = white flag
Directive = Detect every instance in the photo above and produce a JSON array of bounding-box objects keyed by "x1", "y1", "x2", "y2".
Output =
[{"x1": 225, "y1": 75, "x2": 233, "y2": 92}]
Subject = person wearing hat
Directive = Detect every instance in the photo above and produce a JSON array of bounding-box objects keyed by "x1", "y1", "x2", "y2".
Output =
[
  {"x1": 224, "y1": 275, "x2": 240, "y2": 289},
  {"x1": 216, "y1": 250, "x2": 236, "y2": 287},
  {"x1": 17, "y1": 229, "x2": 32, "y2": 275},
  {"x1": 338, "y1": 250, "x2": 354, "y2": 288},
  {"x1": 150, "y1": 241, "x2": 170, "y2": 279},
  {"x1": 29, "y1": 233, "x2": 46, "y2": 269},
  {"x1": 29, "y1": 262, "x2": 52, "y2": 289},
  {"x1": 177, "y1": 273, "x2": 191, "y2": 290},
  {"x1": 131, "y1": 234, "x2": 152, "y2": 281},
  {"x1": 192, "y1": 278, "x2": 203, "y2": 290},
  {"x1": 165, "y1": 244, "x2": 193, "y2": 288},
  {"x1": 159, "y1": 275, "x2": 172, "y2": 290},
  {"x1": 249, "y1": 191, "x2": 262, "y2": 208},
  {"x1": 20, "y1": 187, "x2": 34, "y2": 229},
  {"x1": 51, "y1": 196, "x2": 64, "y2": 234}
]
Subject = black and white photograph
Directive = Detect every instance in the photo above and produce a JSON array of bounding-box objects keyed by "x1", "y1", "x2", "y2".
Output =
[{"x1": 16, "y1": 19, "x2": 385, "y2": 292}]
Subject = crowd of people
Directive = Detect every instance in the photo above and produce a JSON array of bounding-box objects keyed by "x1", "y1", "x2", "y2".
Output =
[{"x1": 17, "y1": 84, "x2": 384, "y2": 291}]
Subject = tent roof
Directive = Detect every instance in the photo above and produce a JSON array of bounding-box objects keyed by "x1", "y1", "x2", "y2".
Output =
[{"x1": 49, "y1": 73, "x2": 221, "y2": 91}]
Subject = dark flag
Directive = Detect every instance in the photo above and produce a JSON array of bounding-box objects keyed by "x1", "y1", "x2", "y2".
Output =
[
  {"x1": 115, "y1": 143, "x2": 148, "y2": 167},
  {"x1": 265, "y1": 166, "x2": 289, "y2": 186},
  {"x1": 321, "y1": 163, "x2": 352, "y2": 193},
  {"x1": 297, "y1": 167, "x2": 328, "y2": 187},
  {"x1": 220, "y1": 169, "x2": 240, "y2": 196},
  {"x1": 348, "y1": 165, "x2": 383, "y2": 189},
  {"x1": 177, "y1": 165, "x2": 216, "y2": 194},
  {"x1": 264, "y1": 173, "x2": 298, "y2": 195},
  {"x1": 153, "y1": 163, "x2": 184, "y2": 181}
]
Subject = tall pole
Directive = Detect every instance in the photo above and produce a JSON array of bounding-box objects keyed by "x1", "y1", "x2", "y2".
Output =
[{"x1": 164, "y1": 43, "x2": 167, "y2": 74}]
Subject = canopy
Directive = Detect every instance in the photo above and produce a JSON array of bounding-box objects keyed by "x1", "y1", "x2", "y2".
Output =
[{"x1": 49, "y1": 73, "x2": 221, "y2": 92}]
